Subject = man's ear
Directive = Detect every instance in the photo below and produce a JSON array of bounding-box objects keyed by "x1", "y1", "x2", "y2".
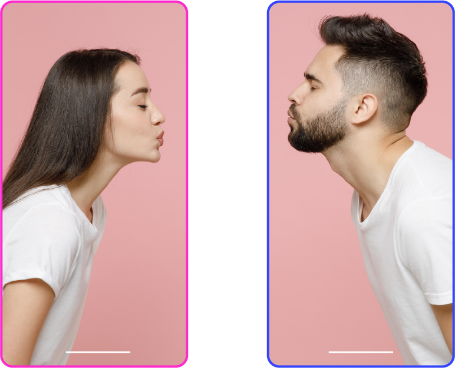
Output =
[{"x1": 349, "y1": 94, "x2": 378, "y2": 125}]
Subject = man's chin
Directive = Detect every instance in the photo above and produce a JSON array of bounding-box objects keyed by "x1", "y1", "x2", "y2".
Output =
[
  {"x1": 288, "y1": 135, "x2": 307, "y2": 152},
  {"x1": 288, "y1": 132, "x2": 323, "y2": 153},
  {"x1": 287, "y1": 132, "x2": 297, "y2": 147}
]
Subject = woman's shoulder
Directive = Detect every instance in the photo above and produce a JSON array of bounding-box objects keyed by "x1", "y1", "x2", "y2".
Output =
[
  {"x1": 6, "y1": 184, "x2": 72, "y2": 210},
  {"x1": 4, "y1": 185, "x2": 80, "y2": 238}
]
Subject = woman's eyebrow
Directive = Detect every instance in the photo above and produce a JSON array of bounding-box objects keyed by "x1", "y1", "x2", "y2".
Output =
[{"x1": 130, "y1": 87, "x2": 151, "y2": 97}]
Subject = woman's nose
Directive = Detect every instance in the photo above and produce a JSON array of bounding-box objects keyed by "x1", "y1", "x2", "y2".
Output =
[{"x1": 152, "y1": 105, "x2": 165, "y2": 126}]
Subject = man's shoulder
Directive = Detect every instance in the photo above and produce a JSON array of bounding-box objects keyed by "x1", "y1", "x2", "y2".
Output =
[
  {"x1": 397, "y1": 196, "x2": 451, "y2": 240},
  {"x1": 394, "y1": 142, "x2": 452, "y2": 199},
  {"x1": 407, "y1": 145, "x2": 452, "y2": 188}
]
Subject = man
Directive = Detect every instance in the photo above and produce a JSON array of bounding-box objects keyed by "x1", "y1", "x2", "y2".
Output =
[{"x1": 287, "y1": 14, "x2": 452, "y2": 365}]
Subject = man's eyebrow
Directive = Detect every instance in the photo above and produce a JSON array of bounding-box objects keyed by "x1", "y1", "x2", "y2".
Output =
[
  {"x1": 304, "y1": 72, "x2": 323, "y2": 84},
  {"x1": 130, "y1": 87, "x2": 151, "y2": 97}
]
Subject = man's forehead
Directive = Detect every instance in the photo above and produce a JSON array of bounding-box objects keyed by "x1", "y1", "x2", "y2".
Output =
[
  {"x1": 316, "y1": 44, "x2": 345, "y2": 65},
  {"x1": 306, "y1": 45, "x2": 345, "y2": 81}
]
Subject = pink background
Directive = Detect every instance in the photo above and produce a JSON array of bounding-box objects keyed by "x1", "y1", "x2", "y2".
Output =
[
  {"x1": 2, "y1": 2, "x2": 186, "y2": 366},
  {"x1": 269, "y1": 2, "x2": 452, "y2": 366}
]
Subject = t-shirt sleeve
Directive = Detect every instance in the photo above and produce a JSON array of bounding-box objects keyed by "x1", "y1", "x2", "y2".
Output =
[
  {"x1": 3, "y1": 205, "x2": 81, "y2": 299},
  {"x1": 397, "y1": 197, "x2": 452, "y2": 305}
]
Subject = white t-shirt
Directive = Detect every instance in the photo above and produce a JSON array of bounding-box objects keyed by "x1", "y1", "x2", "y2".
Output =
[
  {"x1": 3, "y1": 184, "x2": 106, "y2": 365},
  {"x1": 351, "y1": 141, "x2": 452, "y2": 365}
]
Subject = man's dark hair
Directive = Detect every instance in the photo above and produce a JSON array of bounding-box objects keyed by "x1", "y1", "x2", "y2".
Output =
[{"x1": 319, "y1": 14, "x2": 427, "y2": 132}]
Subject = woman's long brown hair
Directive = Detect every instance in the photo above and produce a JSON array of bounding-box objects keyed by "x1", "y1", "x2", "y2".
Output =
[{"x1": 3, "y1": 48, "x2": 140, "y2": 209}]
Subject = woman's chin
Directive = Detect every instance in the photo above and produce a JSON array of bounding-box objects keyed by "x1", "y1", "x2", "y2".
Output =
[
  {"x1": 148, "y1": 151, "x2": 161, "y2": 163},
  {"x1": 119, "y1": 151, "x2": 161, "y2": 165}
]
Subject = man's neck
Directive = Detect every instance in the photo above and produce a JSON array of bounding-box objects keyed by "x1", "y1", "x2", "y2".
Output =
[{"x1": 323, "y1": 131, "x2": 414, "y2": 220}]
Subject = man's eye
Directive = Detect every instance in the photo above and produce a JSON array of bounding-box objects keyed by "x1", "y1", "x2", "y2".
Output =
[{"x1": 138, "y1": 105, "x2": 148, "y2": 109}]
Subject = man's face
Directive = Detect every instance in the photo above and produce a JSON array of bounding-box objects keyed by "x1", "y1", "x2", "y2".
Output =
[{"x1": 287, "y1": 45, "x2": 348, "y2": 153}]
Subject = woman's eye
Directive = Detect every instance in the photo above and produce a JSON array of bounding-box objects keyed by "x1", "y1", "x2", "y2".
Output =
[
  {"x1": 310, "y1": 86, "x2": 316, "y2": 91},
  {"x1": 138, "y1": 105, "x2": 148, "y2": 109}
]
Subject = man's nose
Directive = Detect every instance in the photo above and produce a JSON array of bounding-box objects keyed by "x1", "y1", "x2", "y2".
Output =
[{"x1": 288, "y1": 85, "x2": 304, "y2": 105}]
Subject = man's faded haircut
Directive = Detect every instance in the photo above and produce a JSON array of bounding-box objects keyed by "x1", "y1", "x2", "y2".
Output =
[{"x1": 319, "y1": 14, "x2": 427, "y2": 132}]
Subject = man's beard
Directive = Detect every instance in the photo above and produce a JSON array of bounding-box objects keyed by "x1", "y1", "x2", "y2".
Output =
[{"x1": 287, "y1": 98, "x2": 348, "y2": 153}]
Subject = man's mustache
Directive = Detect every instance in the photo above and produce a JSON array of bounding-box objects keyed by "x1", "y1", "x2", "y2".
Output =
[{"x1": 288, "y1": 104, "x2": 299, "y2": 121}]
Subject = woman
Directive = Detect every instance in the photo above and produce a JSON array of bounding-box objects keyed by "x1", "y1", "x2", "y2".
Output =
[{"x1": 3, "y1": 49, "x2": 165, "y2": 365}]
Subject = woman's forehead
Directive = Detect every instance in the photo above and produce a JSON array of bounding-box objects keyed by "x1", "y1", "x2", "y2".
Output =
[{"x1": 115, "y1": 62, "x2": 150, "y2": 93}]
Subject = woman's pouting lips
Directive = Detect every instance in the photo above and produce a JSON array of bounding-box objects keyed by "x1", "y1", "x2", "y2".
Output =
[{"x1": 157, "y1": 130, "x2": 164, "y2": 146}]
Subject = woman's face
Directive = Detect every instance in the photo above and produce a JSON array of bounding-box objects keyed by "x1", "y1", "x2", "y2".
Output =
[{"x1": 105, "y1": 61, "x2": 165, "y2": 165}]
